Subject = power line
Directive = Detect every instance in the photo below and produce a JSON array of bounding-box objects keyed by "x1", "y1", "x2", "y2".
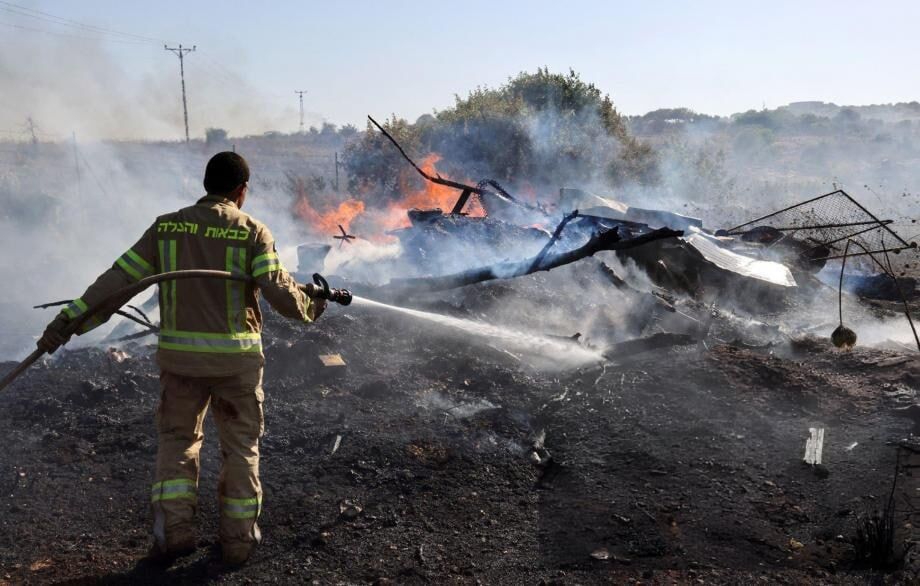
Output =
[
  {"x1": 189, "y1": 55, "x2": 240, "y2": 92},
  {"x1": 0, "y1": 19, "x2": 154, "y2": 45},
  {"x1": 165, "y1": 44, "x2": 196, "y2": 143},
  {"x1": 78, "y1": 150, "x2": 112, "y2": 201},
  {"x1": 186, "y1": 61, "x2": 235, "y2": 94},
  {"x1": 195, "y1": 53, "x2": 292, "y2": 108},
  {"x1": 197, "y1": 54, "x2": 240, "y2": 84},
  {"x1": 0, "y1": 0, "x2": 162, "y2": 44}
]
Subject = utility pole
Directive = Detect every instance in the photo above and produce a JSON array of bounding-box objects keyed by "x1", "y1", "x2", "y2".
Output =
[
  {"x1": 25, "y1": 117, "x2": 38, "y2": 145},
  {"x1": 295, "y1": 90, "x2": 307, "y2": 134},
  {"x1": 165, "y1": 44, "x2": 196, "y2": 142}
]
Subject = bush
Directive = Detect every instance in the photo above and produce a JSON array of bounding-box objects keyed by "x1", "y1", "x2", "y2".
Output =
[
  {"x1": 343, "y1": 69, "x2": 659, "y2": 200},
  {"x1": 205, "y1": 127, "x2": 228, "y2": 145}
]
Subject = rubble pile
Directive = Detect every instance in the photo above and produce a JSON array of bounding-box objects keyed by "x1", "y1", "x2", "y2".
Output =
[
  {"x1": 3, "y1": 262, "x2": 920, "y2": 582},
  {"x1": 2, "y1": 136, "x2": 920, "y2": 583}
]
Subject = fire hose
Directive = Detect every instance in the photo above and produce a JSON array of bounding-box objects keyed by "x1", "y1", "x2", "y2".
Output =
[{"x1": 0, "y1": 270, "x2": 352, "y2": 393}]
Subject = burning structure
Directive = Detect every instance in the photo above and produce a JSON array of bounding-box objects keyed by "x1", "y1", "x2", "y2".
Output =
[{"x1": 2, "y1": 106, "x2": 920, "y2": 584}]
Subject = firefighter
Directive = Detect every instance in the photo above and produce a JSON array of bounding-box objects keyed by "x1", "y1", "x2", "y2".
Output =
[{"x1": 37, "y1": 152, "x2": 325, "y2": 566}]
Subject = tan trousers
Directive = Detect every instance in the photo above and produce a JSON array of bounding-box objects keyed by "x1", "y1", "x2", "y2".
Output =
[{"x1": 151, "y1": 368, "x2": 264, "y2": 552}]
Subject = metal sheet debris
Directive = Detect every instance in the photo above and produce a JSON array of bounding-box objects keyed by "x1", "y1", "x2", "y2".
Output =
[
  {"x1": 559, "y1": 187, "x2": 702, "y2": 231},
  {"x1": 682, "y1": 228, "x2": 797, "y2": 287},
  {"x1": 559, "y1": 187, "x2": 629, "y2": 216}
]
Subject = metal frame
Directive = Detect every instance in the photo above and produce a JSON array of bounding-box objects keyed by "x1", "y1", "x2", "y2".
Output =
[{"x1": 724, "y1": 189, "x2": 915, "y2": 262}]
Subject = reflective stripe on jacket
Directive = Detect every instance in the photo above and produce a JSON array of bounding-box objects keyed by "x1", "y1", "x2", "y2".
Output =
[{"x1": 60, "y1": 194, "x2": 314, "y2": 376}]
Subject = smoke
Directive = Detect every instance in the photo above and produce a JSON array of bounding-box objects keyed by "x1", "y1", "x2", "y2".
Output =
[
  {"x1": 4, "y1": 44, "x2": 919, "y2": 363},
  {"x1": 323, "y1": 239, "x2": 402, "y2": 284},
  {"x1": 0, "y1": 138, "x2": 339, "y2": 358},
  {"x1": 0, "y1": 30, "x2": 298, "y2": 141},
  {"x1": 0, "y1": 30, "x2": 349, "y2": 359},
  {"x1": 623, "y1": 105, "x2": 920, "y2": 237},
  {"x1": 0, "y1": 141, "x2": 185, "y2": 356}
]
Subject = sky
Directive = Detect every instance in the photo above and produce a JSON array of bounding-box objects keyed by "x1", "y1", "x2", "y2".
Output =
[{"x1": 1, "y1": 0, "x2": 919, "y2": 139}]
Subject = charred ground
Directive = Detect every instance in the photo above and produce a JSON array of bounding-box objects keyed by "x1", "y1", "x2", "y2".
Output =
[{"x1": 1, "y1": 263, "x2": 918, "y2": 585}]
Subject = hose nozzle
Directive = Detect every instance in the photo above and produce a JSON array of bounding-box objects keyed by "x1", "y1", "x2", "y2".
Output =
[{"x1": 301, "y1": 273, "x2": 353, "y2": 306}]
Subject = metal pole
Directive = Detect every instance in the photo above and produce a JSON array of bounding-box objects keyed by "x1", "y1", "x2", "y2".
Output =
[
  {"x1": 165, "y1": 44, "x2": 196, "y2": 143},
  {"x1": 295, "y1": 90, "x2": 307, "y2": 133},
  {"x1": 178, "y1": 46, "x2": 189, "y2": 142}
]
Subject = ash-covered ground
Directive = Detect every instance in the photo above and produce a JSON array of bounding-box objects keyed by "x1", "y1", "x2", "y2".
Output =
[{"x1": 1, "y1": 259, "x2": 918, "y2": 585}]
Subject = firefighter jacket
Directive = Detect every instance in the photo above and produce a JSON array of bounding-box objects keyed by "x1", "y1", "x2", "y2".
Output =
[{"x1": 58, "y1": 194, "x2": 315, "y2": 377}]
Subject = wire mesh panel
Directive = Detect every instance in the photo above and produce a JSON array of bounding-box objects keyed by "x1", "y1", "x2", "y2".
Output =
[{"x1": 726, "y1": 190, "x2": 919, "y2": 276}]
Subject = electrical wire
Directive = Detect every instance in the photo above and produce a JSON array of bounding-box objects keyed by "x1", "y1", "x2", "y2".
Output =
[
  {"x1": 0, "y1": 19, "x2": 154, "y2": 45},
  {"x1": 0, "y1": 0, "x2": 163, "y2": 44}
]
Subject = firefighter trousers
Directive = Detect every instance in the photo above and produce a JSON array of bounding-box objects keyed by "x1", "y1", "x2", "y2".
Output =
[{"x1": 151, "y1": 368, "x2": 264, "y2": 553}]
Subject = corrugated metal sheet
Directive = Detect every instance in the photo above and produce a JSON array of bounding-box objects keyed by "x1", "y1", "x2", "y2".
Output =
[{"x1": 682, "y1": 229, "x2": 797, "y2": 287}]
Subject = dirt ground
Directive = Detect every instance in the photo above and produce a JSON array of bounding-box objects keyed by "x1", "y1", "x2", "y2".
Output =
[{"x1": 1, "y1": 266, "x2": 919, "y2": 585}]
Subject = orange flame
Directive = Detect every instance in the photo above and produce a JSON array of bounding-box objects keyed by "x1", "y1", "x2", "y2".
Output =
[
  {"x1": 292, "y1": 153, "x2": 484, "y2": 239},
  {"x1": 517, "y1": 182, "x2": 539, "y2": 203},
  {"x1": 294, "y1": 196, "x2": 366, "y2": 234},
  {"x1": 380, "y1": 154, "x2": 485, "y2": 231}
]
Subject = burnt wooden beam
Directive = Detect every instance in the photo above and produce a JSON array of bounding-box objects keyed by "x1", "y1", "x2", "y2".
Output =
[
  {"x1": 450, "y1": 189, "x2": 473, "y2": 215},
  {"x1": 383, "y1": 227, "x2": 683, "y2": 295},
  {"x1": 368, "y1": 115, "x2": 486, "y2": 214},
  {"x1": 528, "y1": 210, "x2": 579, "y2": 272}
]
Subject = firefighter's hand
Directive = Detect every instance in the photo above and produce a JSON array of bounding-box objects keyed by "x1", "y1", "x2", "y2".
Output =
[
  {"x1": 38, "y1": 315, "x2": 72, "y2": 354},
  {"x1": 311, "y1": 297, "x2": 327, "y2": 321}
]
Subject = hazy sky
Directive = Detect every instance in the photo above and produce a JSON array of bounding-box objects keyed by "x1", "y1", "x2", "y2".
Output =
[{"x1": 1, "y1": 0, "x2": 918, "y2": 138}]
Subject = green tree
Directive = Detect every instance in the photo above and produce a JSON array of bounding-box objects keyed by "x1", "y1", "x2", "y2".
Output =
[
  {"x1": 343, "y1": 69, "x2": 659, "y2": 200},
  {"x1": 343, "y1": 116, "x2": 421, "y2": 195}
]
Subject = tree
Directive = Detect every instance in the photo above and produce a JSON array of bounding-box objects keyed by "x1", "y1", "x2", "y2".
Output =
[
  {"x1": 343, "y1": 116, "x2": 421, "y2": 195},
  {"x1": 343, "y1": 69, "x2": 659, "y2": 199},
  {"x1": 320, "y1": 122, "x2": 338, "y2": 136},
  {"x1": 338, "y1": 124, "x2": 359, "y2": 140},
  {"x1": 205, "y1": 127, "x2": 228, "y2": 145}
]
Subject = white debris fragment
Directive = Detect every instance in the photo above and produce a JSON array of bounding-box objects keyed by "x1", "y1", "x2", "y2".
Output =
[
  {"x1": 319, "y1": 354, "x2": 346, "y2": 367},
  {"x1": 803, "y1": 427, "x2": 825, "y2": 465},
  {"x1": 681, "y1": 227, "x2": 797, "y2": 287},
  {"x1": 590, "y1": 548, "x2": 610, "y2": 561}
]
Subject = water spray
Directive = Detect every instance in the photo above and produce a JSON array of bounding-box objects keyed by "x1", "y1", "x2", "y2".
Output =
[
  {"x1": 349, "y1": 296, "x2": 604, "y2": 367},
  {"x1": 0, "y1": 271, "x2": 354, "y2": 393},
  {"x1": 0, "y1": 268, "x2": 603, "y2": 393}
]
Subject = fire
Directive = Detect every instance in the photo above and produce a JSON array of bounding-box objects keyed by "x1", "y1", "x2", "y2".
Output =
[
  {"x1": 291, "y1": 153, "x2": 485, "y2": 239},
  {"x1": 380, "y1": 154, "x2": 486, "y2": 231},
  {"x1": 517, "y1": 182, "x2": 539, "y2": 202},
  {"x1": 294, "y1": 196, "x2": 365, "y2": 235}
]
